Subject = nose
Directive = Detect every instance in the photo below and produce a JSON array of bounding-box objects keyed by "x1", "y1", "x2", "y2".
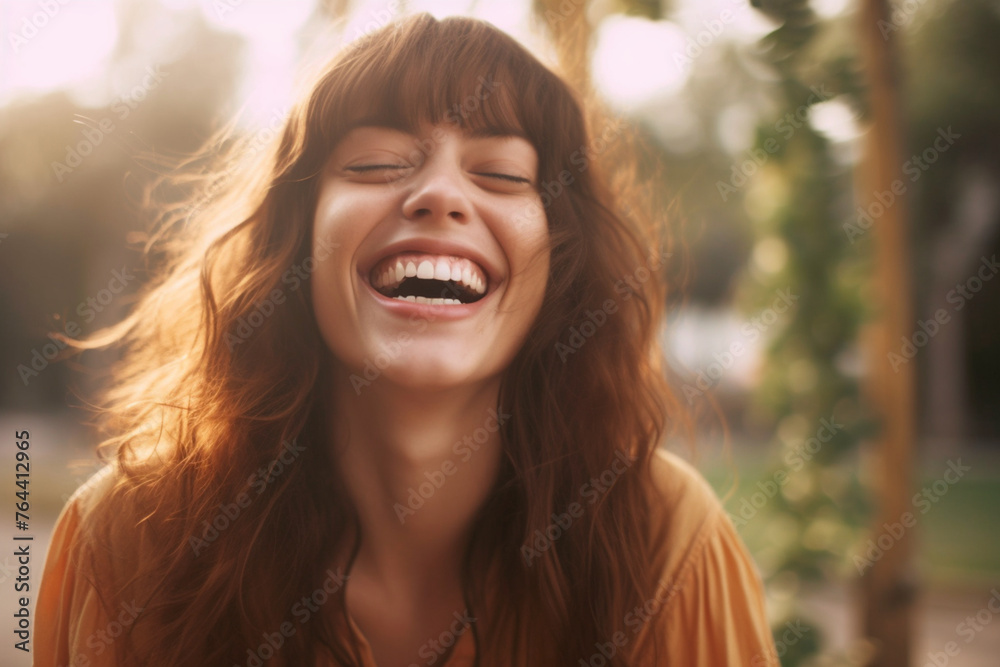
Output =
[{"x1": 400, "y1": 154, "x2": 473, "y2": 225}]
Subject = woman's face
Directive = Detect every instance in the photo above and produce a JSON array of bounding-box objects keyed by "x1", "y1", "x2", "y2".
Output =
[{"x1": 311, "y1": 123, "x2": 550, "y2": 394}]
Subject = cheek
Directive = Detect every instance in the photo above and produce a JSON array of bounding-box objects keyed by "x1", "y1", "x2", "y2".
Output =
[
  {"x1": 310, "y1": 216, "x2": 353, "y2": 309},
  {"x1": 503, "y1": 204, "x2": 550, "y2": 288},
  {"x1": 493, "y1": 206, "x2": 550, "y2": 345},
  {"x1": 308, "y1": 248, "x2": 352, "y2": 364},
  {"x1": 313, "y1": 191, "x2": 369, "y2": 255},
  {"x1": 309, "y1": 198, "x2": 367, "y2": 359},
  {"x1": 309, "y1": 189, "x2": 382, "y2": 300}
]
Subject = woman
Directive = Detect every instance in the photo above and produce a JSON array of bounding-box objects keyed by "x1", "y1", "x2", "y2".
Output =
[{"x1": 37, "y1": 13, "x2": 778, "y2": 667}]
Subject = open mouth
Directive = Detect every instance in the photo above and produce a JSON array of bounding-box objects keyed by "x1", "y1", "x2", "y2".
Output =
[{"x1": 369, "y1": 252, "x2": 489, "y2": 305}]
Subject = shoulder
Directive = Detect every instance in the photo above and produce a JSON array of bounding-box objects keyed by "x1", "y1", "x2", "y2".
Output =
[
  {"x1": 632, "y1": 448, "x2": 779, "y2": 666},
  {"x1": 37, "y1": 464, "x2": 132, "y2": 667},
  {"x1": 642, "y1": 448, "x2": 727, "y2": 584},
  {"x1": 43, "y1": 462, "x2": 119, "y2": 567},
  {"x1": 646, "y1": 448, "x2": 725, "y2": 548},
  {"x1": 47, "y1": 462, "x2": 123, "y2": 564},
  {"x1": 649, "y1": 448, "x2": 732, "y2": 603},
  {"x1": 68, "y1": 462, "x2": 119, "y2": 518}
]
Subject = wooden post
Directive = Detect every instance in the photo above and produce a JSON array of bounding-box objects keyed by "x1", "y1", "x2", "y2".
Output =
[{"x1": 858, "y1": 0, "x2": 917, "y2": 665}]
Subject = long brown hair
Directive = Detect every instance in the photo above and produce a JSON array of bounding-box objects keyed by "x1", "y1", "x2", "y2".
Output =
[{"x1": 71, "y1": 13, "x2": 688, "y2": 666}]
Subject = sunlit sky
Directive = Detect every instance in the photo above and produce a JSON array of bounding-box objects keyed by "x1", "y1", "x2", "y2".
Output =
[{"x1": 0, "y1": 0, "x2": 855, "y2": 142}]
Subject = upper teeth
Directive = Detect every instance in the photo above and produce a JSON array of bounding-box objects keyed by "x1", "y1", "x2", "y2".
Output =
[{"x1": 371, "y1": 253, "x2": 488, "y2": 295}]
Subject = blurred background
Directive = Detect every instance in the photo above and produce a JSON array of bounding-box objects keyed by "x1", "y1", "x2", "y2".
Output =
[{"x1": 1, "y1": 0, "x2": 998, "y2": 665}]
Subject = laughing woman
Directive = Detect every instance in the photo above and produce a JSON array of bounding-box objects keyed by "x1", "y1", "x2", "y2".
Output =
[{"x1": 37, "y1": 13, "x2": 778, "y2": 667}]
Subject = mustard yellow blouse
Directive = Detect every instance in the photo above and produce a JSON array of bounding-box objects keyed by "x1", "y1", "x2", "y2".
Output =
[{"x1": 36, "y1": 449, "x2": 779, "y2": 666}]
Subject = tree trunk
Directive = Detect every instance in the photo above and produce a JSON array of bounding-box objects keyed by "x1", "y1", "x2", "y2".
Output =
[{"x1": 859, "y1": 1, "x2": 917, "y2": 665}]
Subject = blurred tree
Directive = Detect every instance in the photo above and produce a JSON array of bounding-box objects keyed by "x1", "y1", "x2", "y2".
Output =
[
  {"x1": 734, "y1": 0, "x2": 878, "y2": 664},
  {"x1": 0, "y1": 3, "x2": 244, "y2": 408}
]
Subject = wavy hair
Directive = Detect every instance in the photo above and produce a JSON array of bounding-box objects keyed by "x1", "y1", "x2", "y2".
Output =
[{"x1": 70, "y1": 13, "x2": 689, "y2": 666}]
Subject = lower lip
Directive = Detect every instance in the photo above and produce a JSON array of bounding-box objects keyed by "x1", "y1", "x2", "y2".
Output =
[{"x1": 361, "y1": 274, "x2": 494, "y2": 321}]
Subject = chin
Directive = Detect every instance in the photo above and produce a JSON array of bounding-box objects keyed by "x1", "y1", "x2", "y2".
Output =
[{"x1": 378, "y1": 352, "x2": 498, "y2": 393}]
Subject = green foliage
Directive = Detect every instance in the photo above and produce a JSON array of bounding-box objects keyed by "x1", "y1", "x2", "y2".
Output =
[{"x1": 735, "y1": 2, "x2": 878, "y2": 664}]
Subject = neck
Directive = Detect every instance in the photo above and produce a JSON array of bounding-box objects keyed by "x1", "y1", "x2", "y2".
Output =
[{"x1": 327, "y1": 359, "x2": 506, "y2": 596}]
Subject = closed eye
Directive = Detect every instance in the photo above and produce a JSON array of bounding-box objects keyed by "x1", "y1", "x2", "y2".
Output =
[
  {"x1": 472, "y1": 172, "x2": 532, "y2": 185},
  {"x1": 345, "y1": 164, "x2": 411, "y2": 173}
]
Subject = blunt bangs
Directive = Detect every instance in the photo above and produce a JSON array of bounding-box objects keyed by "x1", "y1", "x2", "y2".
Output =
[{"x1": 303, "y1": 14, "x2": 586, "y2": 183}]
